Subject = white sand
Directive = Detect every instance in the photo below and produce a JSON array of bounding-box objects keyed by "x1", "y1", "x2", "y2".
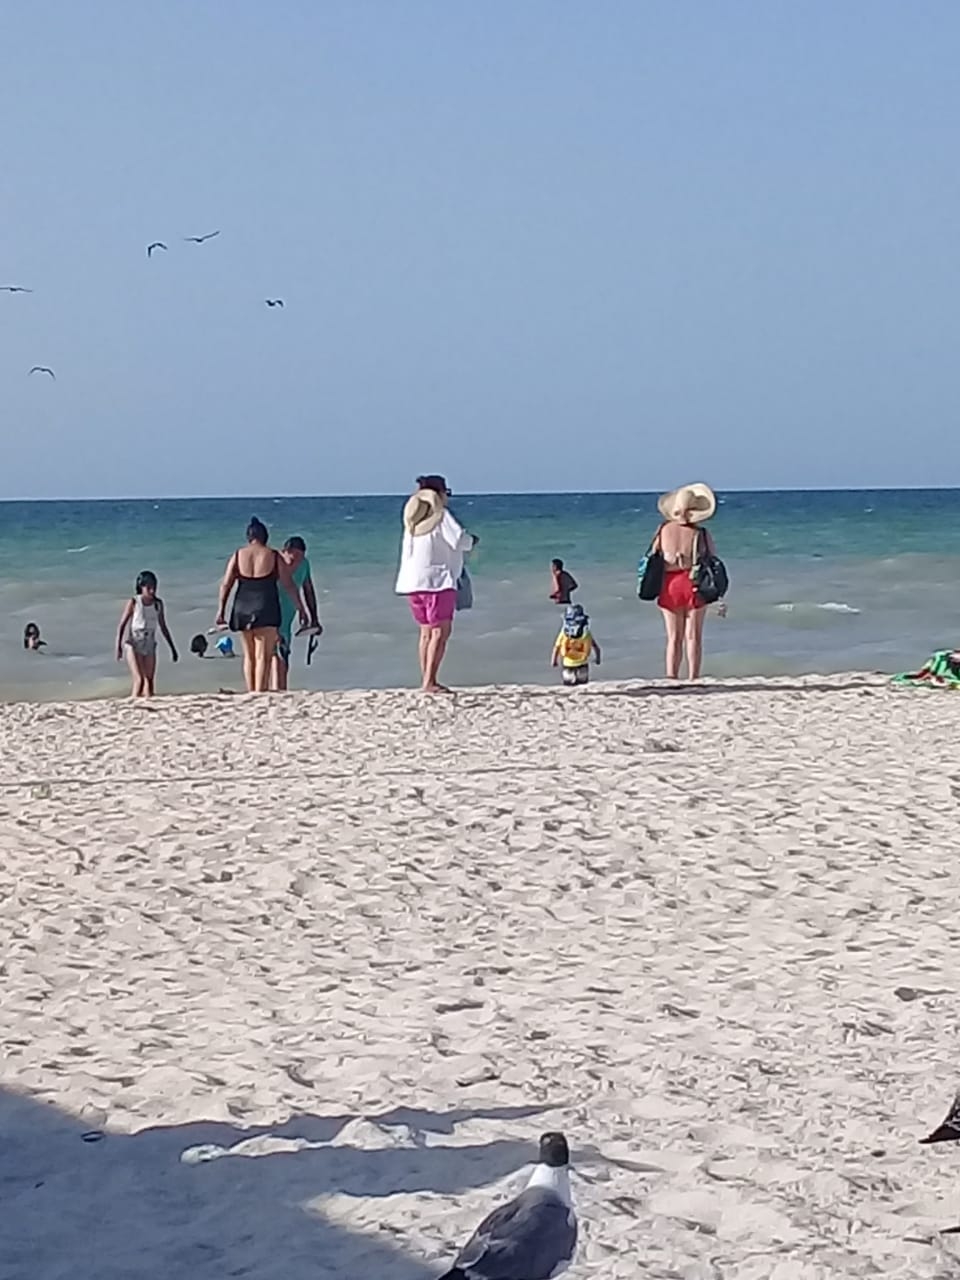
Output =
[{"x1": 2, "y1": 674, "x2": 960, "y2": 1278}]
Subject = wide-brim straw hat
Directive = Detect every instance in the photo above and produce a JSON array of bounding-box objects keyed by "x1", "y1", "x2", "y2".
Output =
[
  {"x1": 403, "y1": 488, "x2": 446, "y2": 537},
  {"x1": 657, "y1": 482, "x2": 717, "y2": 524}
]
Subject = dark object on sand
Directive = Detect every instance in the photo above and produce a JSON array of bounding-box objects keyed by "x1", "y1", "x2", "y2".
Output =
[{"x1": 921, "y1": 1089, "x2": 960, "y2": 1144}]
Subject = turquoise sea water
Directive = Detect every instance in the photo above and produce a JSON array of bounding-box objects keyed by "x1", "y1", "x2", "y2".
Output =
[{"x1": 0, "y1": 489, "x2": 955, "y2": 700}]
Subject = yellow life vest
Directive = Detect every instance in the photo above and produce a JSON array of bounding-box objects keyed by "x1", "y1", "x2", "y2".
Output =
[{"x1": 557, "y1": 630, "x2": 592, "y2": 667}]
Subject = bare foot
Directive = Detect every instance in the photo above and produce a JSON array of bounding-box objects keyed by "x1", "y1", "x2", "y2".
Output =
[{"x1": 422, "y1": 683, "x2": 453, "y2": 695}]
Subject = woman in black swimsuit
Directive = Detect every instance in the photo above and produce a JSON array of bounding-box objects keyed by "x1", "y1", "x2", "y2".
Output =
[{"x1": 217, "y1": 517, "x2": 306, "y2": 692}]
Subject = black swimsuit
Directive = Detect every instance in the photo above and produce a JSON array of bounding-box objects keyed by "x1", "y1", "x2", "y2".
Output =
[{"x1": 230, "y1": 557, "x2": 281, "y2": 631}]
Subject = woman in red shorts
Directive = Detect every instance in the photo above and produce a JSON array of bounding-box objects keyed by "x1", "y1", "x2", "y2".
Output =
[
  {"x1": 395, "y1": 475, "x2": 478, "y2": 693},
  {"x1": 653, "y1": 483, "x2": 718, "y2": 681}
]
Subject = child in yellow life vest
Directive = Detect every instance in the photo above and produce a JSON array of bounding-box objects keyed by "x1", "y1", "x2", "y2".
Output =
[{"x1": 551, "y1": 604, "x2": 601, "y2": 686}]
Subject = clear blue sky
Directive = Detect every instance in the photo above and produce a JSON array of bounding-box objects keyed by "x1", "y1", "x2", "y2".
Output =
[{"x1": 2, "y1": 1, "x2": 959, "y2": 498}]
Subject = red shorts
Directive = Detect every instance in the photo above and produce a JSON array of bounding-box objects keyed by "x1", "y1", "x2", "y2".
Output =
[
  {"x1": 658, "y1": 569, "x2": 703, "y2": 612},
  {"x1": 408, "y1": 588, "x2": 457, "y2": 627}
]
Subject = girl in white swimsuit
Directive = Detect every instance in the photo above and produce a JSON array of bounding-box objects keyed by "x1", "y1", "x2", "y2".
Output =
[{"x1": 115, "y1": 570, "x2": 179, "y2": 697}]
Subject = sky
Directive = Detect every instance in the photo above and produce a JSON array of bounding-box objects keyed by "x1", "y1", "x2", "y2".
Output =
[{"x1": 2, "y1": 1, "x2": 959, "y2": 499}]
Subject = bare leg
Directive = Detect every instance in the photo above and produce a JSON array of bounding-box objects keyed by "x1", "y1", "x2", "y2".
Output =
[
  {"x1": 240, "y1": 632, "x2": 257, "y2": 692},
  {"x1": 125, "y1": 645, "x2": 147, "y2": 697},
  {"x1": 660, "y1": 608, "x2": 685, "y2": 679},
  {"x1": 418, "y1": 626, "x2": 430, "y2": 681},
  {"x1": 142, "y1": 652, "x2": 158, "y2": 697},
  {"x1": 272, "y1": 648, "x2": 288, "y2": 691},
  {"x1": 684, "y1": 607, "x2": 707, "y2": 680},
  {"x1": 422, "y1": 622, "x2": 453, "y2": 692},
  {"x1": 252, "y1": 628, "x2": 278, "y2": 692}
]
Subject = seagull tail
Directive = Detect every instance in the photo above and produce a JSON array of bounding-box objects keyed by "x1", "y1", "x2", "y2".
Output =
[
  {"x1": 921, "y1": 1124, "x2": 960, "y2": 1144},
  {"x1": 436, "y1": 1270, "x2": 467, "y2": 1280}
]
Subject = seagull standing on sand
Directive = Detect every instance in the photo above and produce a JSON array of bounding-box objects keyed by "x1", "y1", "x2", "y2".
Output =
[
  {"x1": 921, "y1": 1090, "x2": 960, "y2": 1144},
  {"x1": 437, "y1": 1132, "x2": 577, "y2": 1280},
  {"x1": 146, "y1": 242, "x2": 167, "y2": 258},
  {"x1": 183, "y1": 230, "x2": 220, "y2": 243},
  {"x1": 29, "y1": 366, "x2": 56, "y2": 380}
]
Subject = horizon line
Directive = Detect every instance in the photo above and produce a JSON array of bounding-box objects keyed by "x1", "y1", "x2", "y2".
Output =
[{"x1": 0, "y1": 483, "x2": 956, "y2": 504}]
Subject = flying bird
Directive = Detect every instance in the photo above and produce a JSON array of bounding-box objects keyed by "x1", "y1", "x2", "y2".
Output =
[
  {"x1": 0, "y1": 286, "x2": 32, "y2": 293},
  {"x1": 437, "y1": 1132, "x2": 577, "y2": 1280},
  {"x1": 146, "y1": 242, "x2": 168, "y2": 258},
  {"x1": 29, "y1": 367, "x2": 56, "y2": 380},
  {"x1": 265, "y1": 299, "x2": 284, "y2": 308},
  {"x1": 921, "y1": 1090, "x2": 960, "y2": 1145},
  {"x1": 183, "y1": 230, "x2": 220, "y2": 243}
]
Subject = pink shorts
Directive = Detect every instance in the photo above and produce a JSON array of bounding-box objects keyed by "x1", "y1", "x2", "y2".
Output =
[{"x1": 408, "y1": 588, "x2": 457, "y2": 627}]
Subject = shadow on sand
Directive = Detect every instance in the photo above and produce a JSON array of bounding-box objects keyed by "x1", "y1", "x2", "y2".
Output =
[
  {"x1": 1, "y1": 1088, "x2": 554, "y2": 1279},
  {"x1": 453, "y1": 677, "x2": 883, "y2": 703},
  {"x1": 584, "y1": 677, "x2": 882, "y2": 699}
]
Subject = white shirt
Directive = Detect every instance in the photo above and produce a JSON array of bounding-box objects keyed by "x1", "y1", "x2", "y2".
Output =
[
  {"x1": 130, "y1": 597, "x2": 160, "y2": 639},
  {"x1": 395, "y1": 510, "x2": 475, "y2": 593}
]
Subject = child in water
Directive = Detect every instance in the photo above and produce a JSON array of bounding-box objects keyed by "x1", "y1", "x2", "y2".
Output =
[
  {"x1": 549, "y1": 558, "x2": 578, "y2": 604},
  {"x1": 551, "y1": 603, "x2": 601, "y2": 686},
  {"x1": 23, "y1": 622, "x2": 46, "y2": 651},
  {"x1": 189, "y1": 632, "x2": 235, "y2": 658},
  {"x1": 116, "y1": 571, "x2": 178, "y2": 697}
]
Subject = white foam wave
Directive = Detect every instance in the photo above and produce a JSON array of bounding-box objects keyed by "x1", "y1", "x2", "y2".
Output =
[
  {"x1": 776, "y1": 601, "x2": 860, "y2": 615},
  {"x1": 66, "y1": 545, "x2": 90, "y2": 554}
]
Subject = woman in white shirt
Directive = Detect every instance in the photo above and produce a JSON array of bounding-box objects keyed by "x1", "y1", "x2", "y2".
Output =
[{"x1": 395, "y1": 474, "x2": 477, "y2": 693}]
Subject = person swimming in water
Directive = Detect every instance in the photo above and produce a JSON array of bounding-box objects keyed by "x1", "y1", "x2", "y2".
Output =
[
  {"x1": 23, "y1": 622, "x2": 46, "y2": 651},
  {"x1": 191, "y1": 632, "x2": 236, "y2": 659},
  {"x1": 549, "y1": 559, "x2": 578, "y2": 605}
]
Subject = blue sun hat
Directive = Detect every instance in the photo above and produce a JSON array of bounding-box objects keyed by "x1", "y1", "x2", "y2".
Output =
[{"x1": 562, "y1": 604, "x2": 589, "y2": 638}]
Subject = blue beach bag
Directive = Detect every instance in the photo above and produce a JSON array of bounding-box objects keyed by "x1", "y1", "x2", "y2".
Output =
[{"x1": 456, "y1": 567, "x2": 473, "y2": 612}]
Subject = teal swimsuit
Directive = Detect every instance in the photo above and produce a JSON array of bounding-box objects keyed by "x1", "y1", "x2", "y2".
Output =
[{"x1": 277, "y1": 557, "x2": 311, "y2": 659}]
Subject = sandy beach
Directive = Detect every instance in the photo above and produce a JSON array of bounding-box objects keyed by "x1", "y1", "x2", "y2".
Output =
[{"x1": 3, "y1": 674, "x2": 960, "y2": 1278}]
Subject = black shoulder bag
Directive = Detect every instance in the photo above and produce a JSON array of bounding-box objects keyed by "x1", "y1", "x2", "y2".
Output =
[{"x1": 692, "y1": 528, "x2": 729, "y2": 604}]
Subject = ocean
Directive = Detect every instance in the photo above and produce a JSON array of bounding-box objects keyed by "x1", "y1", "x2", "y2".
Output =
[{"x1": 0, "y1": 488, "x2": 954, "y2": 701}]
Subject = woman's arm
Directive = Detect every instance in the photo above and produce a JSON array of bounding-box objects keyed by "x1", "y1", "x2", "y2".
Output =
[
  {"x1": 276, "y1": 553, "x2": 307, "y2": 627},
  {"x1": 216, "y1": 552, "x2": 239, "y2": 625},
  {"x1": 157, "y1": 600, "x2": 178, "y2": 662},
  {"x1": 441, "y1": 510, "x2": 477, "y2": 553},
  {"x1": 592, "y1": 638, "x2": 602, "y2": 665},
  {"x1": 303, "y1": 571, "x2": 321, "y2": 630},
  {"x1": 115, "y1": 600, "x2": 133, "y2": 659}
]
